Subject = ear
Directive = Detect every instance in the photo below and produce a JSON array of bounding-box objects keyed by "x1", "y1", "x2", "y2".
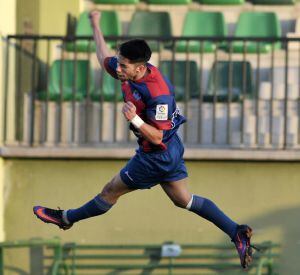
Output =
[{"x1": 136, "y1": 64, "x2": 145, "y2": 72}]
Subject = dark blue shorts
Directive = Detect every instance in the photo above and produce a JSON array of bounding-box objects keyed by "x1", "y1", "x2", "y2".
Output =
[{"x1": 120, "y1": 134, "x2": 188, "y2": 189}]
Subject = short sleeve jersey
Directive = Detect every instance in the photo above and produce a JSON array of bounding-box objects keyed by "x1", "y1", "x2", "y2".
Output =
[{"x1": 104, "y1": 56, "x2": 186, "y2": 152}]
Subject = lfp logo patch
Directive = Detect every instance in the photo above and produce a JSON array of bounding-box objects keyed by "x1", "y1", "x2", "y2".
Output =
[
  {"x1": 133, "y1": 90, "x2": 141, "y2": 101},
  {"x1": 155, "y1": 104, "x2": 168, "y2": 120}
]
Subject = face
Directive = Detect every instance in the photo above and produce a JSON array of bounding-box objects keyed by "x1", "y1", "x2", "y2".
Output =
[{"x1": 116, "y1": 54, "x2": 144, "y2": 81}]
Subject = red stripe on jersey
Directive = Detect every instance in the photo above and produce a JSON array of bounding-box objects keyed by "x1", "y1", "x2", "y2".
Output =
[
  {"x1": 122, "y1": 82, "x2": 132, "y2": 100},
  {"x1": 148, "y1": 118, "x2": 172, "y2": 130},
  {"x1": 104, "y1": 57, "x2": 118, "y2": 79},
  {"x1": 136, "y1": 66, "x2": 170, "y2": 98},
  {"x1": 122, "y1": 82, "x2": 146, "y2": 116},
  {"x1": 142, "y1": 140, "x2": 167, "y2": 152}
]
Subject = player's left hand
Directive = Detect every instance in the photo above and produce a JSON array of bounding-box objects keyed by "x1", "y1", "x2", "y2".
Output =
[{"x1": 122, "y1": 101, "x2": 137, "y2": 121}]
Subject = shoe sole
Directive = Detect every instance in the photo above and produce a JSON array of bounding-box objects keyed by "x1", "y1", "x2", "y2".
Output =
[{"x1": 243, "y1": 226, "x2": 253, "y2": 268}]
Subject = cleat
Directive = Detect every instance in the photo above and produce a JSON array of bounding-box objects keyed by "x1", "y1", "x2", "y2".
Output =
[
  {"x1": 33, "y1": 206, "x2": 72, "y2": 230},
  {"x1": 232, "y1": 224, "x2": 256, "y2": 268}
]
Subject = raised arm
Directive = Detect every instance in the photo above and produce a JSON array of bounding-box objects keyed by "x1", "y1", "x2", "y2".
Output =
[{"x1": 89, "y1": 10, "x2": 111, "y2": 69}]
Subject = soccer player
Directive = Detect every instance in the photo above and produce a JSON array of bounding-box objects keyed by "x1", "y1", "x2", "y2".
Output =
[{"x1": 33, "y1": 11, "x2": 255, "y2": 268}]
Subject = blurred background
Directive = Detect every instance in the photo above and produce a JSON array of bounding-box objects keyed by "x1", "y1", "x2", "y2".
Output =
[{"x1": 0, "y1": 0, "x2": 300, "y2": 274}]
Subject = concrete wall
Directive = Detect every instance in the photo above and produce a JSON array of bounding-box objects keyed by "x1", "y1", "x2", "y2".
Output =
[
  {"x1": 0, "y1": 0, "x2": 16, "y2": 147},
  {"x1": 2, "y1": 159, "x2": 300, "y2": 274},
  {"x1": 16, "y1": 0, "x2": 81, "y2": 35},
  {"x1": 0, "y1": 0, "x2": 82, "y2": 147},
  {"x1": 16, "y1": 0, "x2": 39, "y2": 35},
  {"x1": 39, "y1": 0, "x2": 81, "y2": 36},
  {"x1": 15, "y1": 0, "x2": 81, "y2": 63},
  {"x1": 0, "y1": 1, "x2": 16, "y2": 35}
]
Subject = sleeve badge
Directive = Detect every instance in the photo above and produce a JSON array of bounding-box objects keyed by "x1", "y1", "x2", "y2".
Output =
[{"x1": 155, "y1": 104, "x2": 168, "y2": 120}]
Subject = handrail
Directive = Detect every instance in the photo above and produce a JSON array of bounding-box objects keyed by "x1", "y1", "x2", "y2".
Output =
[
  {"x1": 3, "y1": 34, "x2": 300, "y2": 151},
  {"x1": 5, "y1": 34, "x2": 300, "y2": 42},
  {"x1": 0, "y1": 239, "x2": 279, "y2": 275},
  {"x1": 62, "y1": 241, "x2": 280, "y2": 250},
  {"x1": 0, "y1": 237, "x2": 60, "y2": 248}
]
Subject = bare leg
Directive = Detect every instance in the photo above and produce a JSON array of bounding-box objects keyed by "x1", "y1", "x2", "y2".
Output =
[
  {"x1": 160, "y1": 179, "x2": 254, "y2": 269},
  {"x1": 99, "y1": 173, "x2": 136, "y2": 205},
  {"x1": 33, "y1": 173, "x2": 138, "y2": 229},
  {"x1": 160, "y1": 179, "x2": 238, "y2": 239},
  {"x1": 66, "y1": 173, "x2": 136, "y2": 223},
  {"x1": 160, "y1": 179, "x2": 192, "y2": 208}
]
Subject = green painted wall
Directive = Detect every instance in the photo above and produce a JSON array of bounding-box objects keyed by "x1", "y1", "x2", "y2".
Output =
[{"x1": 3, "y1": 159, "x2": 300, "y2": 273}]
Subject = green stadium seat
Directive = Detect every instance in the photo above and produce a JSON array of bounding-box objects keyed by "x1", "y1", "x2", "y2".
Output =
[
  {"x1": 147, "y1": 0, "x2": 191, "y2": 4},
  {"x1": 251, "y1": 0, "x2": 295, "y2": 4},
  {"x1": 196, "y1": 0, "x2": 244, "y2": 4},
  {"x1": 159, "y1": 60, "x2": 199, "y2": 101},
  {"x1": 91, "y1": 72, "x2": 123, "y2": 102},
  {"x1": 128, "y1": 11, "x2": 172, "y2": 52},
  {"x1": 230, "y1": 12, "x2": 281, "y2": 53},
  {"x1": 176, "y1": 11, "x2": 226, "y2": 53},
  {"x1": 66, "y1": 11, "x2": 121, "y2": 52},
  {"x1": 37, "y1": 60, "x2": 94, "y2": 101},
  {"x1": 93, "y1": 0, "x2": 139, "y2": 3},
  {"x1": 205, "y1": 61, "x2": 253, "y2": 102}
]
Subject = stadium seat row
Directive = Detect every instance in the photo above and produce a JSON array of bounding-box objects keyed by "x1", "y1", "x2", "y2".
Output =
[
  {"x1": 92, "y1": 0, "x2": 296, "y2": 5},
  {"x1": 37, "y1": 59, "x2": 253, "y2": 102},
  {"x1": 66, "y1": 11, "x2": 281, "y2": 53}
]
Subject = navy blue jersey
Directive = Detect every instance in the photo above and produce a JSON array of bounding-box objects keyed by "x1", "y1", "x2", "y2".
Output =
[{"x1": 104, "y1": 56, "x2": 186, "y2": 152}]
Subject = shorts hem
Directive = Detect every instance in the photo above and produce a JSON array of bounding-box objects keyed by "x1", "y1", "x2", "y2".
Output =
[{"x1": 120, "y1": 169, "x2": 137, "y2": 190}]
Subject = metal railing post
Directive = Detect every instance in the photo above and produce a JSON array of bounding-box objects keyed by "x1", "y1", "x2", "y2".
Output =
[
  {"x1": 0, "y1": 247, "x2": 4, "y2": 275},
  {"x1": 283, "y1": 40, "x2": 289, "y2": 149},
  {"x1": 2, "y1": 34, "x2": 300, "y2": 150},
  {"x1": 29, "y1": 39, "x2": 37, "y2": 146},
  {"x1": 3, "y1": 37, "x2": 10, "y2": 145}
]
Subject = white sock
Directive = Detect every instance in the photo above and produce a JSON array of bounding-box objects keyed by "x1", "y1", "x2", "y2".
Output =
[
  {"x1": 186, "y1": 195, "x2": 194, "y2": 210},
  {"x1": 62, "y1": 210, "x2": 70, "y2": 224}
]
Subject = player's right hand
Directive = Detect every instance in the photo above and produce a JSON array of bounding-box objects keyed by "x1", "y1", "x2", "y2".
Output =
[
  {"x1": 89, "y1": 10, "x2": 101, "y2": 27},
  {"x1": 122, "y1": 101, "x2": 137, "y2": 121}
]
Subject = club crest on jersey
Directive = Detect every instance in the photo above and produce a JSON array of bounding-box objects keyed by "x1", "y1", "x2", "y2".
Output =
[
  {"x1": 132, "y1": 90, "x2": 141, "y2": 101},
  {"x1": 155, "y1": 104, "x2": 168, "y2": 120}
]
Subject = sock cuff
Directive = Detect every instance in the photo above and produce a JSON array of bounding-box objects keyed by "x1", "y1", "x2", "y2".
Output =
[
  {"x1": 94, "y1": 195, "x2": 113, "y2": 212},
  {"x1": 190, "y1": 195, "x2": 205, "y2": 212},
  {"x1": 62, "y1": 210, "x2": 70, "y2": 224},
  {"x1": 186, "y1": 195, "x2": 193, "y2": 210}
]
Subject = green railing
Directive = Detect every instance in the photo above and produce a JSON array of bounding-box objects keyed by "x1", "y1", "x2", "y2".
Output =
[
  {"x1": 0, "y1": 238, "x2": 65, "y2": 275},
  {"x1": 59, "y1": 241, "x2": 280, "y2": 275},
  {"x1": 0, "y1": 238, "x2": 279, "y2": 275}
]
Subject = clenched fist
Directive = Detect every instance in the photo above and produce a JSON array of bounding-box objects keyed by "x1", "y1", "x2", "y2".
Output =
[
  {"x1": 89, "y1": 10, "x2": 101, "y2": 27},
  {"x1": 122, "y1": 101, "x2": 137, "y2": 121}
]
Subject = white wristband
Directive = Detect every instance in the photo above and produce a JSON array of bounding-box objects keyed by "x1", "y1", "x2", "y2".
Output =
[{"x1": 130, "y1": 115, "x2": 145, "y2": 129}]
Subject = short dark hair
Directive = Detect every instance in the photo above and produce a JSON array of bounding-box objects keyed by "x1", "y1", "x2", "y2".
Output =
[{"x1": 118, "y1": 39, "x2": 151, "y2": 63}]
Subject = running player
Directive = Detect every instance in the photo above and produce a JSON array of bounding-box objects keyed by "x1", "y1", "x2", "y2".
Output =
[{"x1": 33, "y1": 10, "x2": 255, "y2": 268}]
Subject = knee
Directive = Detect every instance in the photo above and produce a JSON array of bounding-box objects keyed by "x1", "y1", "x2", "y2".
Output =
[
  {"x1": 99, "y1": 180, "x2": 118, "y2": 204},
  {"x1": 172, "y1": 198, "x2": 189, "y2": 209},
  {"x1": 100, "y1": 182, "x2": 114, "y2": 197}
]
